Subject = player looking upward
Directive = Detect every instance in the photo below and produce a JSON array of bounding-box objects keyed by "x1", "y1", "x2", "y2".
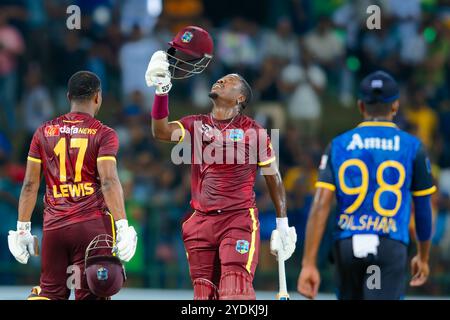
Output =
[
  {"x1": 145, "y1": 27, "x2": 297, "y2": 299},
  {"x1": 7, "y1": 71, "x2": 137, "y2": 300},
  {"x1": 297, "y1": 71, "x2": 436, "y2": 300}
]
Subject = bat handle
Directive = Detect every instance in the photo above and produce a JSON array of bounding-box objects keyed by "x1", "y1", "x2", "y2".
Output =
[
  {"x1": 278, "y1": 258, "x2": 287, "y2": 292},
  {"x1": 33, "y1": 236, "x2": 40, "y2": 256},
  {"x1": 277, "y1": 257, "x2": 290, "y2": 300}
]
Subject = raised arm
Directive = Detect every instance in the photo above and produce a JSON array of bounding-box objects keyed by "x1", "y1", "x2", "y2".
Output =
[
  {"x1": 145, "y1": 51, "x2": 184, "y2": 142},
  {"x1": 151, "y1": 94, "x2": 185, "y2": 142}
]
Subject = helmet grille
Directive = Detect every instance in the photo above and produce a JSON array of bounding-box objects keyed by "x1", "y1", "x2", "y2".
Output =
[{"x1": 166, "y1": 47, "x2": 212, "y2": 80}]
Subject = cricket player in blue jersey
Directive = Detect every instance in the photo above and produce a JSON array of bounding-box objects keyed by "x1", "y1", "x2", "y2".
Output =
[{"x1": 297, "y1": 71, "x2": 436, "y2": 300}]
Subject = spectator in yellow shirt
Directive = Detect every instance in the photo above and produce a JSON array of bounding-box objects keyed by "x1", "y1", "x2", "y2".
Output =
[{"x1": 405, "y1": 87, "x2": 437, "y2": 149}]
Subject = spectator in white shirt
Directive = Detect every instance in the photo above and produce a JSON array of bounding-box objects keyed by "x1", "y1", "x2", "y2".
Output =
[
  {"x1": 279, "y1": 52, "x2": 326, "y2": 136},
  {"x1": 119, "y1": 25, "x2": 163, "y2": 109},
  {"x1": 304, "y1": 16, "x2": 344, "y2": 70},
  {"x1": 22, "y1": 63, "x2": 54, "y2": 135},
  {"x1": 263, "y1": 17, "x2": 300, "y2": 63},
  {"x1": 121, "y1": 0, "x2": 161, "y2": 36}
]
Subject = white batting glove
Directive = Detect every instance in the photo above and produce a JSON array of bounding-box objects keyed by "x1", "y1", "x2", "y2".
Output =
[
  {"x1": 145, "y1": 50, "x2": 172, "y2": 95},
  {"x1": 270, "y1": 218, "x2": 297, "y2": 261},
  {"x1": 114, "y1": 219, "x2": 137, "y2": 262},
  {"x1": 8, "y1": 221, "x2": 37, "y2": 264}
]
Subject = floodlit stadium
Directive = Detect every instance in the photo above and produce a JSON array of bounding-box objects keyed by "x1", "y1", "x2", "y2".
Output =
[{"x1": 1, "y1": 0, "x2": 450, "y2": 302}]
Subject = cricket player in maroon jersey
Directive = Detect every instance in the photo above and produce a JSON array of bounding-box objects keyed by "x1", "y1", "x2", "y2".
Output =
[
  {"x1": 7, "y1": 71, "x2": 137, "y2": 300},
  {"x1": 145, "y1": 47, "x2": 298, "y2": 299}
]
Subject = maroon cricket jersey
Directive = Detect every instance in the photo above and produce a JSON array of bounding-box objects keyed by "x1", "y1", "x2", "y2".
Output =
[
  {"x1": 27, "y1": 112, "x2": 119, "y2": 231},
  {"x1": 174, "y1": 113, "x2": 275, "y2": 213}
]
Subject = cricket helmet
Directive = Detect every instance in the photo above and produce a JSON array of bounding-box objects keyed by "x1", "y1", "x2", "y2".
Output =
[
  {"x1": 167, "y1": 25, "x2": 214, "y2": 79},
  {"x1": 85, "y1": 234, "x2": 126, "y2": 298}
]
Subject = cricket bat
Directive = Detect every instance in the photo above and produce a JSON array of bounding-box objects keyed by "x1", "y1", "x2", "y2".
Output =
[
  {"x1": 33, "y1": 235, "x2": 40, "y2": 256},
  {"x1": 276, "y1": 257, "x2": 290, "y2": 300}
]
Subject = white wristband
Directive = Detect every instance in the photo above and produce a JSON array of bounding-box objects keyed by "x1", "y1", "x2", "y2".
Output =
[
  {"x1": 276, "y1": 217, "x2": 289, "y2": 231},
  {"x1": 17, "y1": 221, "x2": 31, "y2": 231},
  {"x1": 115, "y1": 219, "x2": 128, "y2": 231}
]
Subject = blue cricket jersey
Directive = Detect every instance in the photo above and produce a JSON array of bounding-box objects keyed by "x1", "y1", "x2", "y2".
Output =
[{"x1": 316, "y1": 121, "x2": 436, "y2": 245}]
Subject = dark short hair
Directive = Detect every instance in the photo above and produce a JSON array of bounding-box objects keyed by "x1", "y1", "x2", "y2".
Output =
[
  {"x1": 364, "y1": 101, "x2": 394, "y2": 117},
  {"x1": 235, "y1": 74, "x2": 252, "y2": 109},
  {"x1": 68, "y1": 71, "x2": 101, "y2": 102}
]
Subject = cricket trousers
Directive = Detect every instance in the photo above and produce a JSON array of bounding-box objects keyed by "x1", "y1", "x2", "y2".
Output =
[
  {"x1": 182, "y1": 208, "x2": 260, "y2": 290},
  {"x1": 333, "y1": 236, "x2": 408, "y2": 300},
  {"x1": 36, "y1": 214, "x2": 115, "y2": 300}
]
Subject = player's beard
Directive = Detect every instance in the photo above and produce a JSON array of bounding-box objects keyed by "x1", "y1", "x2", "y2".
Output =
[{"x1": 208, "y1": 92, "x2": 219, "y2": 100}]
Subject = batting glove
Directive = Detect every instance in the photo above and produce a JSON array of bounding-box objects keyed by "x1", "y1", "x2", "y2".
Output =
[
  {"x1": 8, "y1": 221, "x2": 37, "y2": 264},
  {"x1": 145, "y1": 50, "x2": 172, "y2": 95},
  {"x1": 114, "y1": 219, "x2": 137, "y2": 262},
  {"x1": 270, "y1": 218, "x2": 297, "y2": 261}
]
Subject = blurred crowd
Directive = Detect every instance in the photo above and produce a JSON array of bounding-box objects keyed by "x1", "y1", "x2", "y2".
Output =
[{"x1": 1, "y1": 0, "x2": 450, "y2": 295}]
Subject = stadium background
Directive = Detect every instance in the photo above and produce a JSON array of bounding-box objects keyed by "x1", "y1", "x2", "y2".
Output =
[{"x1": 0, "y1": 0, "x2": 450, "y2": 298}]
